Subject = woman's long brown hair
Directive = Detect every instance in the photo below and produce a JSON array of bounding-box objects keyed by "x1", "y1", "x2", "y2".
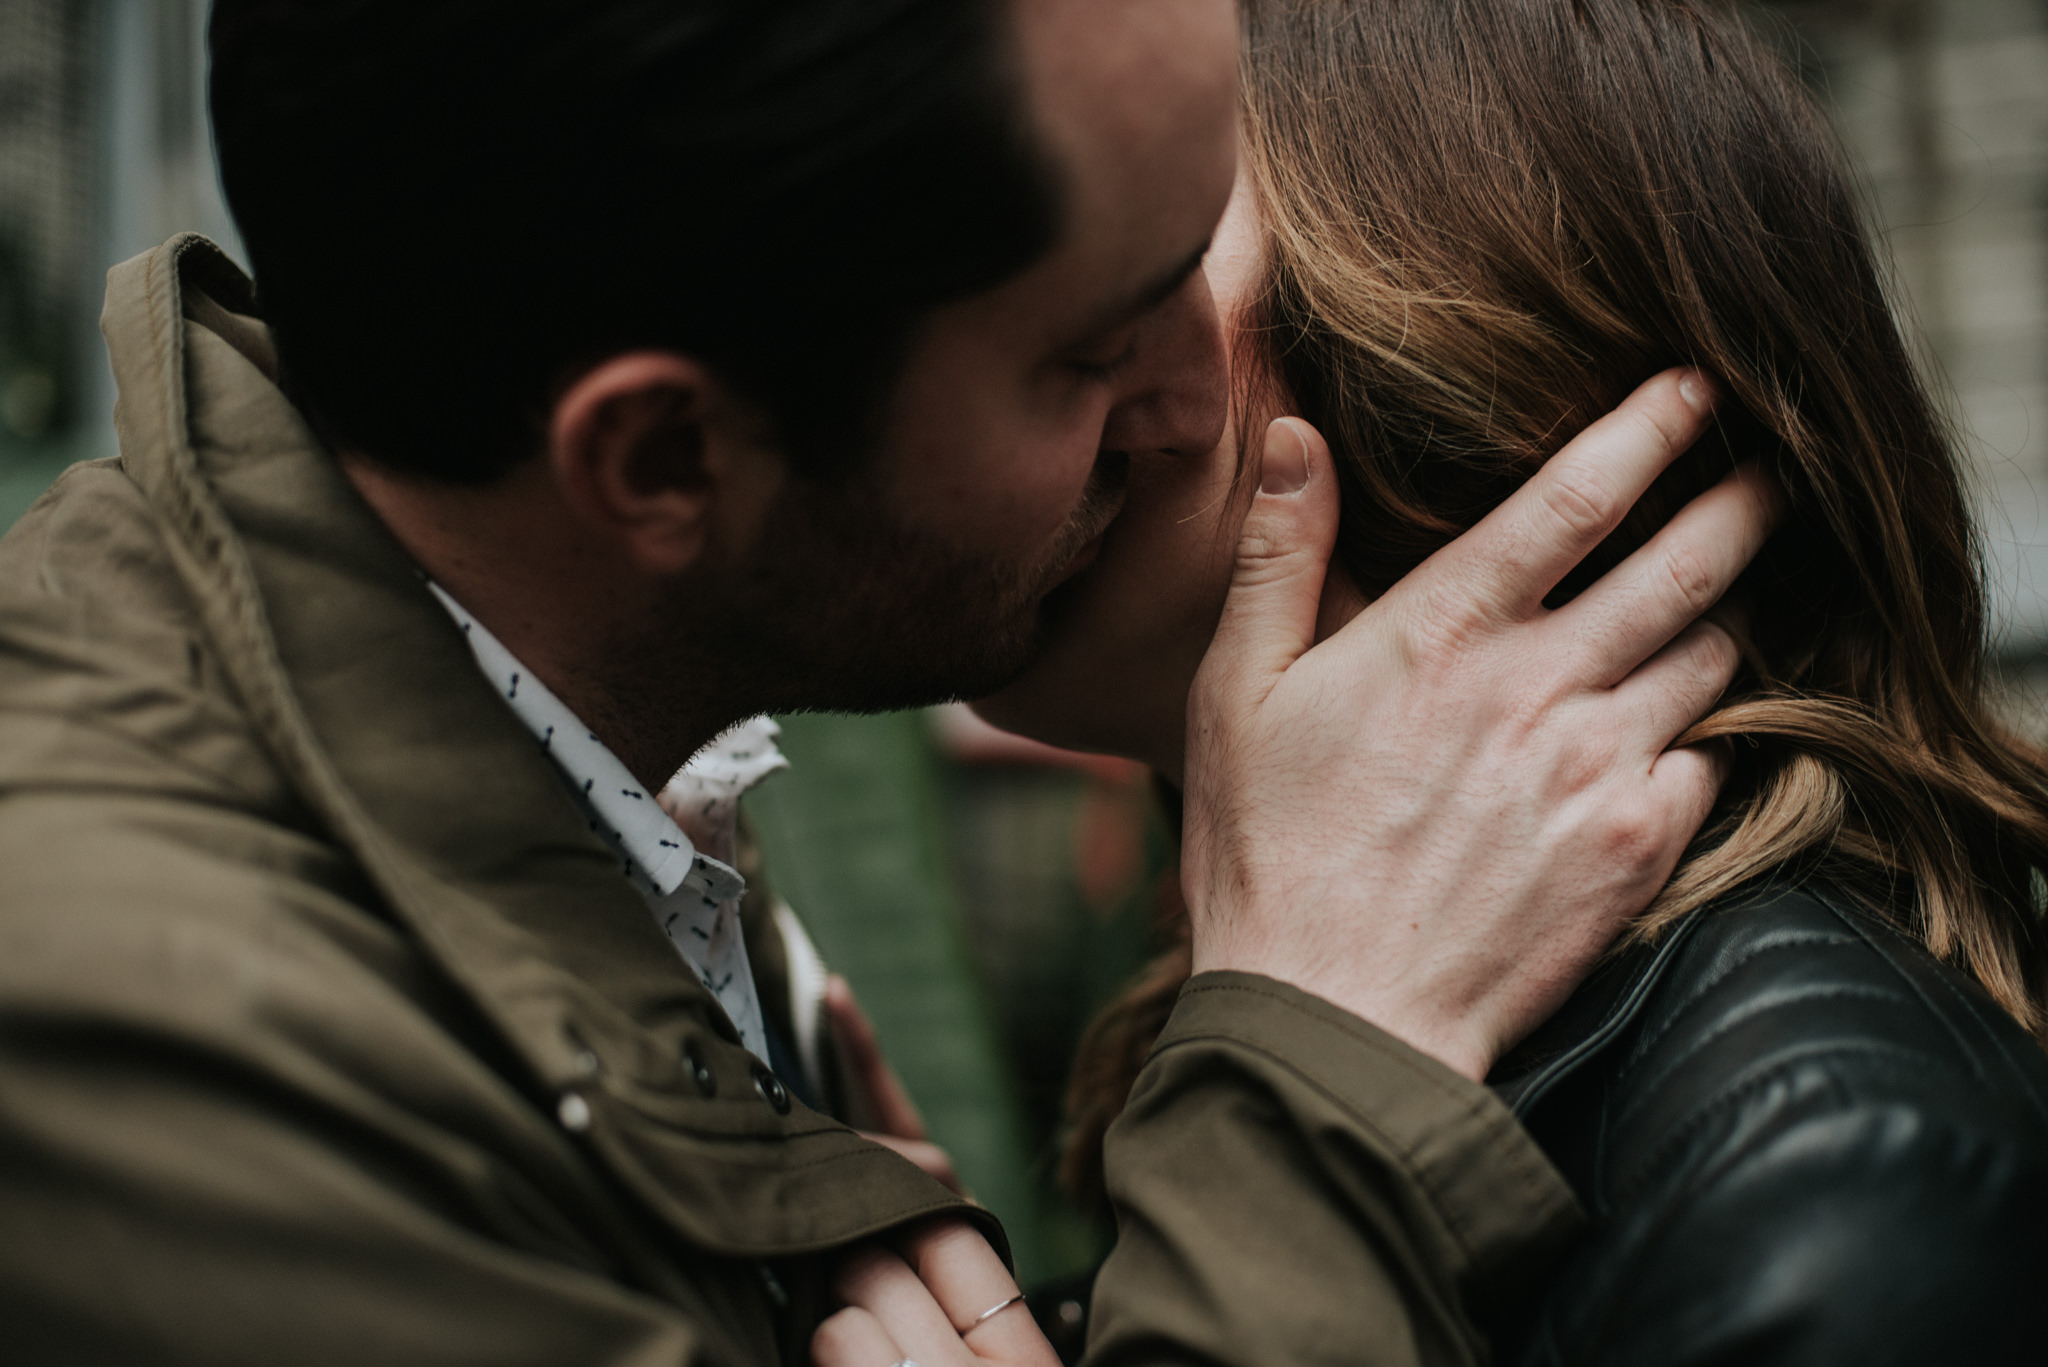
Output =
[{"x1": 1063, "y1": 0, "x2": 2048, "y2": 1210}]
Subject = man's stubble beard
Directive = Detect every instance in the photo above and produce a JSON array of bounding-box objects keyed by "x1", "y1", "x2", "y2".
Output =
[{"x1": 668, "y1": 450, "x2": 1133, "y2": 728}]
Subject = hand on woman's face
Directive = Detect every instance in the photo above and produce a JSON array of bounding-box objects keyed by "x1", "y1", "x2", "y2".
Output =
[{"x1": 969, "y1": 174, "x2": 1269, "y2": 779}]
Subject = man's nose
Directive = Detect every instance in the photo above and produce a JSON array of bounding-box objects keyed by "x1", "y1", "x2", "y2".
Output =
[{"x1": 1097, "y1": 269, "x2": 1229, "y2": 459}]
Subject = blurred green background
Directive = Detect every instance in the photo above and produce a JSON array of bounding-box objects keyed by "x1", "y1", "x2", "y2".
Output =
[
  {"x1": 744, "y1": 711, "x2": 1169, "y2": 1283},
  {"x1": 5, "y1": 0, "x2": 2048, "y2": 1288}
]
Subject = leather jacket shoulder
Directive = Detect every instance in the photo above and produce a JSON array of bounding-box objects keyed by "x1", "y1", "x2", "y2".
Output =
[{"x1": 1489, "y1": 877, "x2": 2048, "y2": 1366}]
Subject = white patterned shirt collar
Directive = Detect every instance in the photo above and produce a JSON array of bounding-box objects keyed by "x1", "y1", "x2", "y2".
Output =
[{"x1": 429, "y1": 584, "x2": 788, "y2": 1060}]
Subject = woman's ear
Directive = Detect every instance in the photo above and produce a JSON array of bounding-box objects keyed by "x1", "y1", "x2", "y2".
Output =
[{"x1": 546, "y1": 352, "x2": 784, "y2": 577}]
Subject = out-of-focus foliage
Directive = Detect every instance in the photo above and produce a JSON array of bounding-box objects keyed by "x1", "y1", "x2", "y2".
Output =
[
  {"x1": 744, "y1": 711, "x2": 1169, "y2": 1286},
  {"x1": 743, "y1": 712, "x2": 1050, "y2": 1279}
]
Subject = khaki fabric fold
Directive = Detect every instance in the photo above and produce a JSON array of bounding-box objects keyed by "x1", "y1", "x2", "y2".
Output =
[{"x1": 1092, "y1": 975, "x2": 1582, "y2": 1367}]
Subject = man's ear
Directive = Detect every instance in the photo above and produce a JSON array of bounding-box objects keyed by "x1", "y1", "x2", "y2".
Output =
[{"x1": 546, "y1": 352, "x2": 783, "y2": 577}]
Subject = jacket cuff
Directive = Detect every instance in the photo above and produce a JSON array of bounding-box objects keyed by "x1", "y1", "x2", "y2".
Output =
[{"x1": 1161, "y1": 971, "x2": 1582, "y2": 1283}]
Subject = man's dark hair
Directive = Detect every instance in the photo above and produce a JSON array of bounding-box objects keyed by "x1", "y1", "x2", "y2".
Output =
[{"x1": 208, "y1": 0, "x2": 1061, "y2": 483}]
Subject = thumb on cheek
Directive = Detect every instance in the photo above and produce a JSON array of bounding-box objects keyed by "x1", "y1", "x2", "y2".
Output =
[{"x1": 1198, "y1": 417, "x2": 1340, "y2": 703}]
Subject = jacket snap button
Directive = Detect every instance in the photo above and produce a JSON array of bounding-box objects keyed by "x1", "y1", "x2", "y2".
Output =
[
  {"x1": 686, "y1": 1049, "x2": 717, "y2": 1098},
  {"x1": 557, "y1": 1092, "x2": 592, "y2": 1132},
  {"x1": 752, "y1": 1064, "x2": 791, "y2": 1114}
]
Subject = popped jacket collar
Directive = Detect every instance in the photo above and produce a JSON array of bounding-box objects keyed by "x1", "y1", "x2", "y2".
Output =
[{"x1": 101, "y1": 235, "x2": 986, "y2": 1258}]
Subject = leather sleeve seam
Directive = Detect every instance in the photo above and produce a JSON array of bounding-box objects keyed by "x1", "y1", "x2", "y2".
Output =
[
  {"x1": 1610, "y1": 982, "x2": 1919, "y2": 1136},
  {"x1": 1815, "y1": 891, "x2": 2011, "y2": 1088},
  {"x1": 1615, "y1": 928, "x2": 1858, "y2": 1087},
  {"x1": 1608, "y1": 1040, "x2": 1951, "y2": 1205}
]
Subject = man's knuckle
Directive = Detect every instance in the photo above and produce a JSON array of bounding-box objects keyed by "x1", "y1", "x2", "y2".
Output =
[
  {"x1": 1539, "y1": 461, "x2": 1623, "y2": 543},
  {"x1": 1547, "y1": 739, "x2": 1605, "y2": 796},
  {"x1": 1233, "y1": 523, "x2": 1299, "y2": 574},
  {"x1": 1662, "y1": 544, "x2": 1722, "y2": 617},
  {"x1": 1600, "y1": 799, "x2": 1672, "y2": 871},
  {"x1": 1676, "y1": 629, "x2": 1734, "y2": 691},
  {"x1": 1696, "y1": 621, "x2": 1742, "y2": 680},
  {"x1": 1624, "y1": 396, "x2": 1694, "y2": 459},
  {"x1": 1404, "y1": 579, "x2": 1496, "y2": 662}
]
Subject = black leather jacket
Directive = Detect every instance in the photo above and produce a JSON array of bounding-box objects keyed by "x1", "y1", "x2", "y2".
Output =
[{"x1": 1488, "y1": 878, "x2": 2048, "y2": 1365}]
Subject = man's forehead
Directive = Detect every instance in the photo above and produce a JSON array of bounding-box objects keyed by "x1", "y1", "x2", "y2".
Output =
[
  {"x1": 1013, "y1": 0, "x2": 1238, "y2": 175},
  {"x1": 1006, "y1": 0, "x2": 1238, "y2": 304}
]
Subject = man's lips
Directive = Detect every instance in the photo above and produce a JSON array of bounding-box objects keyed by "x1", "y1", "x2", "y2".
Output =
[
  {"x1": 1060, "y1": 525, "x2": 1109, "y2": 580},
  {"x1": 1044, "y1": 450, "x2": 1130, "y2": 592},
  {"x1": 1048, "y1": 498, "x2": 1123, "y2": 594}
]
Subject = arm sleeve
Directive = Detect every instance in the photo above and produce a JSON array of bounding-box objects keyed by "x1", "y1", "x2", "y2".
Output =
[{"x1": 1086, "y1": 973, "x2": 1584, "y2": 1367}]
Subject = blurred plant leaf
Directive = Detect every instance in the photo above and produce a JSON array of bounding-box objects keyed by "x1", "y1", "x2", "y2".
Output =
[{"x1": 742, "y1": 710, "x2": 1046, "y2": 1278}]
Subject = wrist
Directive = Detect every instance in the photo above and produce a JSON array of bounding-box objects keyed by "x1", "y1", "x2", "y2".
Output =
[
  {"x1": 1289, "y1": 985, "x2": 1496, "y2": 1082},
  {"x1": 1192, "y1": 939, "x2": 1498, "y2": 1081}
]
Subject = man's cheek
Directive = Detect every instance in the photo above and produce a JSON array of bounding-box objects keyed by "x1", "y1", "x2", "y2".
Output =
[{"x1": 920, "y1": 440, "x2": 1104, "y2": 556}]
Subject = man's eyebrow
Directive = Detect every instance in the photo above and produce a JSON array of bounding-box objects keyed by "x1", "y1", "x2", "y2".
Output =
[{"x1": 1074, "y1": 237, "x2": 1213, "y2": 339}]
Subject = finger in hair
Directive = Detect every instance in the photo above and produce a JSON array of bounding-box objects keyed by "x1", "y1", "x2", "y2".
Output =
[
  {"x1": 1558, "y1": 461, "x2": 1780, "y2": 683},
  {"x1": 1428, "y1": 368, "x2": 1721, "y2": 623}
]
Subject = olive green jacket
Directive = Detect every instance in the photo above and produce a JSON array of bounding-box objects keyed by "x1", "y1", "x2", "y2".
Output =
[{"x1": 0, "y1": 237, "x2": 1580, "y2": 1366}]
